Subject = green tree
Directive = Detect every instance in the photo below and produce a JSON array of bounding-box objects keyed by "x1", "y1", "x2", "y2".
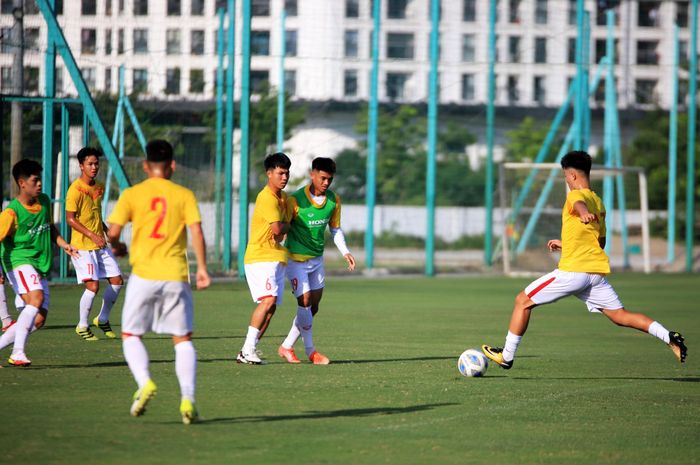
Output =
[{"x1": 505, "y1": 116, "x2": 562, "y2": 162}]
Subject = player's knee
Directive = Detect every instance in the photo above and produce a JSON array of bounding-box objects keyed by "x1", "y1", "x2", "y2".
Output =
[
  {"x1": 514, "y1": 291, "x2": 532, "y2": 309},
  {"x1": 25, "y1": 291, "x2": 43, "y2": 309},
  {"x1": 34, "y1": 312, "x2": 46, "y2": 329},
  {"x1": 110, "y1": 276, "x2": 124, "y2": 286},
  {"x1": 86, "y1": 280, "x2": 99, "y2": 293}
]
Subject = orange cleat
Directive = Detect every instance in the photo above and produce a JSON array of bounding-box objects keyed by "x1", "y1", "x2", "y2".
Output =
[
  {"x1": 8, "y1": 355, "x2": 31, "y2": 367},
  {"x1": 308, "y1": 351, "x2": 330, "y2": 365},
  {"x1": 277, "y1": 345, "x2": 301, "y2": 364}
]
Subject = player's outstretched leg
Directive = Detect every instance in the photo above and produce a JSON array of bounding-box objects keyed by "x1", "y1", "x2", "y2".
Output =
[
  {"x1": 481, "y1": 345, "x2": 514, "y2": 369},
  {"x1": 123, "y1": 335, "x2": 157, "y2": 416},
  {"x1": 483, "y1": 291, "x2": 535, "y2": 369},
  {"x1": 278, "y1": 316, "x2": 302, "y2": 364},
  {"x1": 668, "y1": 331, "x2": 687, "y2": 363},
  {"x1": 174, "y1": 339, "x2": 198, "y2": 424}
]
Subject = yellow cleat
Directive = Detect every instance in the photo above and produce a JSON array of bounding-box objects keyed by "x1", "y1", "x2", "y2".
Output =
[
  {"x1": 180, "y1": 399, "x2": 199, "y2": 425},
  {"x1": 76, "y1": 326, "x2": 98, "y2": 341},
  {"x1": 481, "y1": 345, "x2": 513, "y2": 369},
  {"x1": 130, "y1": 379, "x2": 157, "y2": 417},
  {"x1": 92, "y1": 317, "x2": 117, "y2": 339}
]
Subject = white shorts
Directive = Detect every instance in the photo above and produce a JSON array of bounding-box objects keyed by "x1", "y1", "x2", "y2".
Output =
[
  {"x1": 121, "y1": 274, "x2": 193, "y2": 337},
  {"x1": 6, "y1": 264, "x2": 50, "y2": 310},
  {"x1": 244, "y1": 262, "x2": 286, "y2": 305},
  {"x1": 525, "y1": 269, "x2": 624, "y2": 313},
  {"x1": 71, "y1": 247, "x2": 121, "y2": 283},
  {"x1": 287, "y1": 256, "x2": 325, "y2": 298}
]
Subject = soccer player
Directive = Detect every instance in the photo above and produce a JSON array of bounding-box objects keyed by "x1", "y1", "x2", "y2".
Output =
[
  {"x1": 277, "y1": 157, "x2": 355, "y2": 365},
  {"x1": 0, "y1": 159, "x2": 78, "y2": 366},
  {"x1": 482, "y1": 151, "x2": 687, "y2": 370},
  {"x1": 66, "y1": 147, "x2": 124, "y2": 341},
  {"x1": 107, "y1": 140, "x2": 210, "y2": 424},
  {"x1": 0, "y1": 274, "x2": 16, "y2": 331},
  {"x1": 236, "y1": 152, "x2": 292, "y2": 365}
]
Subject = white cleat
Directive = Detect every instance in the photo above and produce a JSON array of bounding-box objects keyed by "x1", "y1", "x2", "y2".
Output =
[{"x1": 236, "y1": 348, "x2": 264, "y2": 365}]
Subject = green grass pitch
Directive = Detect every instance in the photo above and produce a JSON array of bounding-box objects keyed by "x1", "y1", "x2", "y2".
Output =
[{"x1": 0, "y1": 273, "x2": 698, "y2": 465}]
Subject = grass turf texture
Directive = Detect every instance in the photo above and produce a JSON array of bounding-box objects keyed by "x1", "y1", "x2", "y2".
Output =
[{"x1": 0, "y1": 274, "x2": 698, "y2": 465}]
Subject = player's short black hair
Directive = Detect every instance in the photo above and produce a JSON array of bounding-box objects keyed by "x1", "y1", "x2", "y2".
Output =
[
  {"x1": 12, "y1": 159, "x2": 42, "y2": 184},
  {"x1": 311, "y1": 157, "x2": 336, "y2": 174},
  {"x1": 561, "y1": 150, "x2": 592, "y2": 178},
  {"x1": 77, "y1": 147, "x2": 102, "y2": 164},
  {"x1": 264, "y1": 152, "x2": 291, "y2": 171},
  {"x1": 146, "y1": 139, "x2": 174, "y2": 163}
]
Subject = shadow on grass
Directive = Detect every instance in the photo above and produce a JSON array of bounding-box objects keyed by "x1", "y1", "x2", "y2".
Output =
[
  {"x1": 511, "y1": 376, "x2": 700, "y2": 382},
  {"x1": 331, "y1": 356, "x2": 455, "y2": 364},
  {"x1": 196, "y1": 402, "x2": 458, "y2": 425}
]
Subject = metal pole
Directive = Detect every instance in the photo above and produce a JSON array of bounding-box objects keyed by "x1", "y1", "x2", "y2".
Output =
[
  {"x1": 667, "y1": 24, "x2": 679, "y2": 263},
  {"x1": 122, "y1": 97, "x2": 147, "y2": 153},
  {"x1": 499, "y1": 163, "x2": 510, "y2": 275},
  {"x1": 102, "y1": 66, "x2": 124, "y2": 217},
  {"x1": 573, "y1": 0, "x2": 584, "y2": 149},
  {"x1": 425, "y1": 0, "x2": 439, "y2": 277},
  {"x1": 10, "y1": 0, "x2": 24, "y2": 198},
  {"x1": 685, "y1": 0, "x2": 698, "y2": 272},
  {"x1": 60, "y1": 104, "x2": 69, "y2": 279},
  {"x1": 82, "y1": 110, "x2": 90, "y2": 147},
  {"x1": 611, "y1": 110, "x2": 629, "y2": 268},
  {"x1": 364, "y1": 0, "x2": 381, "y2": 270},
  {"x1": 582, "y1": 10, "x2": 591, "y2": 150},
  {"x1": 214, "y1": 7, "x2": 225, "y2": 263},
  {"x1": 603, "y1": 10, "x2": 615, "y2": 254},
  {"x1": 484, "y1": 0, "x2": 497, "y2": 266},
  {"x1": 42, "y1": 0, "x2": 55, "y2": 195},
  {"x1": 238, "y1": 0, "x2": 252, "y2": 278},
  {"x1": 223, "y1": 0, "x2": 236, "y2": 272},
  {"x1": 639, "y1": 171, "x2": 651, "y2": 273},
  {"x1": 276, "y1": 8, "x2": 286, "y2": 152}
]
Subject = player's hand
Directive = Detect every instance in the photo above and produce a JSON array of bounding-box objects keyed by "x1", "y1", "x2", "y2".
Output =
[
  {"x1": 579, "y1": 212, "x2": 596, "y2": 224},
  {"x1": 195, "y1": 268, "x2": 211, "y2": 290},
  {"x1": 112, "y1": 242, "x2": 128, "y2": 257},
  {"x1": 62, "y1": 244, "x2": 80, "y2": 258},
  {"x1": 344, "y1": 253, "x2": 356, "y2": 272},
  {"x1": 92, "y1": 233, "x2": 107, "y2": 248},
  {"x1": 547, "y1": 240, "x2": 562, "y2": 251}
]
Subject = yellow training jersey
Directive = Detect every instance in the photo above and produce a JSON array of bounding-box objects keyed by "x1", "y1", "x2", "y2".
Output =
[
  {"x1": 107, "y1": 177, "x2": 201, "y2": 282},
  {"x1": 558, "y1": 188, "x2": 610, "y2": 274},
  {"x1": 243, "y1": 185, "x2": 289, "y2": 265},
  {"x1": 66, "y1": 178, "x2": 106, "y2": 250}
]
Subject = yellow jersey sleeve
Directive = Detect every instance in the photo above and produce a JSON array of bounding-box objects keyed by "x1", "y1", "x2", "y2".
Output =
[
  {"x1": 183, "y1": 189, "x2": 202, "y2": 226},
  {"x1": 0, "y1": 209, "x2": 17, "y2": 242},
  {"x1": 259, "y1": 191, "x2": 284, "y2": 224},
  {"x1": 107, "y1": 188, "x2": 133, "y2": 226},
  {"x1": 65, "y1": 183, "x2": 81, "y2": 213},
  {"x1": 329, "y1": 194, "x2": 342, "y2": 229}
]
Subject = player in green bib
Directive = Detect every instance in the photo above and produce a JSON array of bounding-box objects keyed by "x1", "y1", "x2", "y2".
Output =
[
  {"x1": 278, "y1": 157, "x2": 355, "y2": 365},
  {"x1": 0, "y1": 159, "x2": 77, "y2": 366}
]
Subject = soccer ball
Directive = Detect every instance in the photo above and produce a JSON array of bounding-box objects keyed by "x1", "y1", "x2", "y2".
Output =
[{"x1": 457, "y1": 348, "x2": 489, "y2": 377}]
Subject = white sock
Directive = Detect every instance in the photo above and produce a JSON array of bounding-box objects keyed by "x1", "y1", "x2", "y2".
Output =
[
  {"x1": 175, "y1": 341, "x2": 196, "y2": 402},
  {"x1": 295, "y1": 306, "x2": 315, "y2": 356},
  {"x1": 12, "y1": 304, "x2": 39, "y2": 357},
  {"x1": 122, "y1": 336, "x2": 151, "y2": 388},
  {"x1": 0, "y1": 323, "x2": 16, "y2": 351},
  {"x1": 98, "y1": 284, "x2": 122, "y2": 323},
  {"x1": 502, "y1": 331, "x2": 522, "y2": 363},
  {"x1": 648, "y1": 321, "x2": 670, "y2": 344},
  {"x1": 243, "y1": 326, "x2": 260, "y2": 352},
  {"x1": 281, "y1": 317, "x2": 301, "y2": 349},
  {"x1": 78, "y1": 289, "x2": 96, "y2": 328},
  {"x1": 0, "y1": 285, "x2": 11, "y2": 326}
]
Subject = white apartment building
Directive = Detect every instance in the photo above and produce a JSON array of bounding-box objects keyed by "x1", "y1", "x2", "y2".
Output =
[{"x1": 0, "y1": 0, "x2": 695, "y2": 110}]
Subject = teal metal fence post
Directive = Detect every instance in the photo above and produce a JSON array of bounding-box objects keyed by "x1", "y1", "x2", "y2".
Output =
[
  {"x1": 238, "y1": 0, "x2": 252, "y2": 278},
  {"x1": 364, "y1": 0, "x2": 381, "y2": 270},
  {"x1": 60, "y1": 104, "x2": 69, "y2": 279},
  {"x1": 611, "y1": 107, "x2": 629, "y2": 268},
  {"x1": 685, "y1": 0, "x2": 698, "y2": 272},
  {"x1": 42, "y1": 0, "x2": 55, "y2": 194},
  {"x1": 82, "y1": 110, "x2": 90, "y2": 146},
  {"x1": 667, "y1": 24, "x2": 680, "y2": 263},
  {"x1": 223, "y1": 0, "x2": 236, "y2": 272},
  {"x1": 573, "y1": 0, "x2": 584, "y2": 149},
  {"x1": 425, "y1": 0, "x2": 439, "y2": 277},
  {"x1": 214, "y1": 7, "x2": 225, "y2": 263},
  {"x1": 276, "y1": 9, "x2": 286, "y2": 152},
  {"x1": 582, "y1": 11, "x2": 591, "y2": 149},
  {"x1": 484, "y1": 0, "x2": 497, "y2": 266},
  {"x1": 602, "y1": 10, "x2": 615, "y2": 254}
]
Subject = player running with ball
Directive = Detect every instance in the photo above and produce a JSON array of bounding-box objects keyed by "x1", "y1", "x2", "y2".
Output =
[
  {"x1": 482, "y1": 151, "x2": 687, "y2": 370},
  {"x1": 277, "y1": 157, "x2": 355, "y2": 365}
]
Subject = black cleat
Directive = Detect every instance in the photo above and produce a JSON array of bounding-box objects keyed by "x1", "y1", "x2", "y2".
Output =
[
  {"x1": 668, "y1": 331, "x2": 687, "y2": 363},
  {"x1": 481, "y1": 345, "x2": 513, "y2": 370}
]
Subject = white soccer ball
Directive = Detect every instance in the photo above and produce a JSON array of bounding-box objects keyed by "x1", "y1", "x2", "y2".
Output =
[{"x1": 457, "y1": 348, "x2": 489, "y2": 377}]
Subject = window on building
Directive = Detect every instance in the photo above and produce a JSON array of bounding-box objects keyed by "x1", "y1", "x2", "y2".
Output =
[
  {"x1": 285, "y1": 30, "x2": 297, "y2": 57},
  {"x1": 214, "y1": 0, "x2": 226, "y2": 13},
  {"x1": 461, "y1": 34, "x2": 475, "y2": 62},
  {"x1": 105, "y1": 68, "x2": 112, "y2": 92},
  {"x1": 81, "y1": 67, "x2": 96, "y2": 91},
  {"x1": 463, "y1": 0, "x2": 476, "y2": 21},
  {"x1": 534, "y1": 0, "x2": 547, "y2": 24},
  {"x1": 345, "y1": 30, "x2": 358, "y2": 58},
  {"x1": 533, "y1": 76, "x2": 545, "y2": 105},
  {"x1": 55, "y1": 66, "x2": 63, "y2": 93},
  {"x1": 81, "y1": 29, "x2": 97, "y2": 54},
  {"x1": 24, "y1": 67, "x2": 39, "y2": 92},
  {"x1": 118, "y1": 0, "x2": 124, "y2": 14},
  {"x1": 0, "y1": 1, "x2": 12, "y2": 14},
  {"x1": 191, "y1": 0, "x2": 204, "y2": 15},
  {"x1": 678, "y1": 79, "x2": 689, "y2": 106},
  {"x1": 284, "y1": 69, "x2": 296, "y2": 96},
  {"x1": 133, "y1": 68, "x2": 148, "y2": 93},
  {"x1": 285, "y1": 0, "x2": 297, "y2": 16},
  {"x1": 679, "y1": 40, "x2": 689, "y2": 66},
  {"x1": 190, "y1": 68, "x2": 205, "y2": 93},
  {"x1": 509, "y1": 0, "x2": 521, "y2": 23},
  {"x1": 534, "y1": 37, "x2": 547, "y2": 63},
  {"x1": 386, "y1": 72, "x2": 409, "y2": 100},
  {"x1": 508, "y1": 36, "x2": 520, "y2": 62},
  {"x1": 106, "y1": 0, "x2": 112, "y2": 15},
  {"x1": 567, "y1": 37, "x2": 576, "y2": 64},
  {"x1": 507, "y1": 75, "x2": 519, "y2": 103},
  {"x1": 134, "y1": 29, "x2": 149, "y2": 54},
  {"x1": 635, "y1": 79, "x2": 656, "y2": 104},
  {"x1": 134, "y1": 0, "x2": 148, "y2": 15},
  {"x1": 82, "y1": 0, "x2": 96, "y2": 15},
  {"x1": 251, "y1": 31, "x2": 270, "y2": 55},
  {"x1": 250, "y1": 70, "x2": 269, "y2": 93},
  {"x1": 386, "y1": 33, "x2": 414, "y2": 59},
  {"x1": 0, "y1": 66, "x2": 11, "y2": 91},
  {"x1": 345, "y1": 0, "x2": 359, "y2": 18},
  {"x1": 568, "y1": 0, "x2": 576, "y2": 25},
  {"x1": 25, "y1": 28, "x2": 40, "y2": 51},
  {"x1": 165, "y1": 68, "x2": 181, "y2": 95},
  {"x1": 24, "y1": 1, "x2": 38, "y2": 14},
  {"x1": 387, "y1": 0, "x2": 408, "y2": 19},
  {"x1": 596, "y1": 2, "x2": 619, "y2": 26},
  {"x1": 1, "y1": 28, "x2": 12, "y2": 54},
  {"x1": 461, "y1": 74, "x2": 474, "y2": 101},
  {"x1": 166, "y1": 29, "x2": 181, "y2": 55},
  {"x1": 638, "y1": 1, "x2": 660, "y2": 27},
  {"x1": 252, "y1": 0, "x2": 270, "y2": 16},
  {"x1": 677, "y1": 2, "x2": 689, "y2": 28},
  {"x1": 344, "y1": 70, "x2": 358, "y2": 97},
  {"x1": 105, "y1": 29, "x2": 112, "y2": 54},
  {"x1": 595, "y1": 38, "x2": 619, "y2": 64},
  {"x1": 167, "y1": 0, "x2": 180, "y2": 15},
  {"x1": 636, "y1": 40, "x2": 658, "y2": 65},
  {"x1": 117, "y1": 29, "x2": 124, "y2": 54},
  {"x1": 191, "y1": 30, "x2": 205, "y2": 55}
]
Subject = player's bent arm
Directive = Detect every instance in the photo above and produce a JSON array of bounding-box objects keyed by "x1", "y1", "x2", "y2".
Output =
[
  {"x1": 573, "y1": 201, "x2": 596, "y2": 224},
  {"x1": 66, "y1": 211, "x2": 106, "y2": 248},
  {"x1": 330, "y1": 227, "x2": 355, "y2": 271},
  {"x1": 547, "y1": 239, "x2": 562, "y2": 251},
  {"x1": 50, "y1": 224, "x2": 79, "y2": 258},
  {"x1": 107, "y1": 223, "x2": 123, "y2": 244},
  {"x1": 188, "y1": 222, "x2": 211, "y2": 290}
]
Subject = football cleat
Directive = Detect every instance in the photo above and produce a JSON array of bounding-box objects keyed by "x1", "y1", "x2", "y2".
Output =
[
  {"x1": 668, "y1": 331, "x2": 687, "y2": 363},
  {"x1": 93, "y1": 317, "x2": 117, "y2": 339},
  {"x1": 277, "y1": 345, "x2": 301, "y2": 364},
  {"x1": 180, "y1": 399, "x2": 199, "y2": 425},
  {"x1": 308, "y1": 350, "x2": 330, "y2": 365},
  {"x1": 8, "y1": 355, "x2": 31, "y2": 367},
  {"x1": 130, "y1": 379, "x2": 157, "y2": 417},
  {"x1": 236, "y1": 348, "x2": 264, "y2": 365},
  {"x1": 2, "y1": 320, "x2": 16, "y2": 332},
  {"x1": 481, "y1": 345, "x2": 513, "y2": 370},
  {"x1": 75, "y1": 326, "x2": 98, "y2": 341}
]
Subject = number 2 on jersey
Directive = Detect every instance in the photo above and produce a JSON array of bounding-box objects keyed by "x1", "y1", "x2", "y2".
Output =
[{"x1": 150, "y1": 197, "x2": 167, "y2": 239}]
